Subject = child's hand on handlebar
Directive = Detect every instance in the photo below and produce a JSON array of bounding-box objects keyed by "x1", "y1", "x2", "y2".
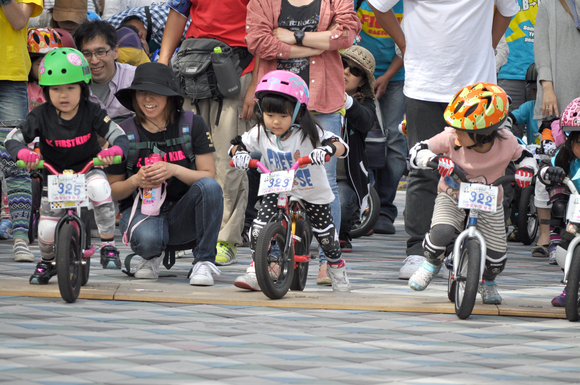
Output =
[
  {"x1": 515, "y1": 167, "x2": 535, "y2": 188},
  {"x1": 97, "y1": 146, "x2": 123, "y2": 166},
  {"x1": 309, "y1": 145, "x2": 334, "y2": 165},
  {"x1": 543, "y1": 166, "x2": 567, "y2": 185},
  {"x1": 232, "y1": 150, "x2": 251, "y2": 171},
  {"x1": 17, "y1": 149, "x2": 40, "y2": 169},
  {"x1": 436, "y1": 156, "x2": 455, "y2": 177}
]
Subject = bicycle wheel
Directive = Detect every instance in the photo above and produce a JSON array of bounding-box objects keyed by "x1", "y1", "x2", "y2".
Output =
[
  {"x1": 56, "y1": 223, "x2": 82, "y2": 303},
  {"x1": 290, "y1": 218, "x2": 311, "y2": 291},
  {"x1": 255, "y1": 222, "x2": 294, "y2": 299},
  {"x1": 454, "y1": 238, "x2": 480, "y2": 319},
  {"x1": 565, "y1": 247, "x2": 580, "y2": 321},
  {"x1": 517, "y1": 185, "x2": 538, "y2": 246},
  {"x1": 349, "y1": 185, "x2": 380, "y2": 239},
  {"x1": 80, "y1": 211, "x2": 91, "y2": 286}
]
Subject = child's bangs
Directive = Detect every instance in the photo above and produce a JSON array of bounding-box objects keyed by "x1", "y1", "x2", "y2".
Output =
[{"x1": 260, "y1": 93, "x2": 294, "y2": 115}]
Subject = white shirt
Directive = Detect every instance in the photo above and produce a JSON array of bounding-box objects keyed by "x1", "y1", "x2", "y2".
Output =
[
  {"x1": 368, "y1": 0, "x2": 520, "y2": 103},
  {"x1": 240, "y1": 126, "x2": 346, "y2": 205}
]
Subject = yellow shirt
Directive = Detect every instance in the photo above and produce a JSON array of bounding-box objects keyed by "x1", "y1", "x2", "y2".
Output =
[{"x1": 0, "y1": 0, "x2": 43, "y2": 81}]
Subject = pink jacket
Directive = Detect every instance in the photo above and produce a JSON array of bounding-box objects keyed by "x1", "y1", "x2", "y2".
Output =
[{"x1": 245, "y1": 0, "x2": 361, "y2": 114}]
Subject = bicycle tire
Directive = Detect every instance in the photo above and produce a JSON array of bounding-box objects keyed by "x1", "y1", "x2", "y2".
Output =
[
  {"x1": 28, "y1": 177, "x2": 41, "y2": 244},
  {"x1": 454, "y1": 238, "x2": 480, "y2": 319},
  {"x1": 290, "y1": 219, "x2": 311, "y2": 291},
  {"x1": 80, "y1": 211, "x2": 91, "y2": 286},
  {"x1": 350, "y1": 185, "x2": 380, "y2": 239},
  {"x1": 56, "y1": 223, "x2": 82, "y2": 303},
  {"x1": 255, "y1": 222, "x2": 294, "y2": 299},
  {"x1": 565, "y1": 247, "x2": 580, "y2": 322},
  {"x1": 517, "y1": 184, "x2": 538, "y2": 246}
]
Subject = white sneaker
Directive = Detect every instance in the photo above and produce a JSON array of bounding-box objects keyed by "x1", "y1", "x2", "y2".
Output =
[
  {"x1": 409, "y1": 259, "x2": 441, "y2": 291},
  {"x1": 189, "y1": 261, "x2": 221, "y2": 286},
  {"x1": 133, "y1": 253, "x2": 163, "y2": 279},
  {"x1": 234, "y1": 261, "x2": 261, "y2": 291},
  {"x1": 327, "y1": 261, "x2": 351, "y2": 292},
  {"x1": 398, "y1": 255, "x2": 424, "y2": 279}
]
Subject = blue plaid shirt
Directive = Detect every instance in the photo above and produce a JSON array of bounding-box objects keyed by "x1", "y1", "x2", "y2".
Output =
[{"x1": 105, "y1": 4, "x2": 190, "y2": 46}]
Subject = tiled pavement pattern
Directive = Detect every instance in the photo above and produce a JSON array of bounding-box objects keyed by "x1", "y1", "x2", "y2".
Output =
[{"x1": 1, "y1": 192, "x2": 580, "y2": 383}]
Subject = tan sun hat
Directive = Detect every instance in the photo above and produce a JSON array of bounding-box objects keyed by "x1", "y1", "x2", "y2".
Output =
[
  {"x1": 52, "y1": 0, "x2": 88, "y2": 25},
  {"x1": 340, "y1": 45, "x2": 376, "y2": 99}
]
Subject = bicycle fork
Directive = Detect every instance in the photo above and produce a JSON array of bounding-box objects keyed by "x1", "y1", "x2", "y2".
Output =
[{"x1": 452, "y1": 211, "x2": 487, "y2": 284}]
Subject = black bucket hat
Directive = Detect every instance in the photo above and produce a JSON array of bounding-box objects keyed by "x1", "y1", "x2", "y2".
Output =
[{"x1": 115, "y1": 62, "x2": 184, "y2": 112}]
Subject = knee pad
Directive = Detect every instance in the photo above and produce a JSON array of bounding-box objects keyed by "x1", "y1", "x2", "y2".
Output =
[
  {"x1": 87, "y1": 175, "x2": 112, "y2": 206},
  {"x1": 552, "y1": 200, "x2": 568, "y2": 220},
  {"x1": 314, "y1": 226, "x2": 341, "y2": 261},
  {"x1": 38, "y1": 216, "x2": 59, "y2": 245},
  {"x1": 250, "y1": 221, "x2": 265, "y2": 250},
  {"x1": 422, "y1": 232, "x2": 447, "y2": 261},
  {"x1": 484, "y1": 252, "x2": 507, "y2": 280}
]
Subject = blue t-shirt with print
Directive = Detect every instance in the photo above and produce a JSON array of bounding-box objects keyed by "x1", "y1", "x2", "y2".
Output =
[
  {"x1": 512, "y1": 99, "x2": 539, "y2": 145},
  {"x1": 497, "y1": 0, "x2": 537, "y2": 80},
  {"x1": 357, "y1": 0, "x2": 404, "y2": 82}
]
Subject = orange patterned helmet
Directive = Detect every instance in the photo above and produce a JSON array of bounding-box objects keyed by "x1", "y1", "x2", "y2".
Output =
[
  {"x1": 444, "y1": 82, "x2": 509, "y2": 135},
  {"x1": 28, "y1": 28, "x2": 63, "y2": 56}
]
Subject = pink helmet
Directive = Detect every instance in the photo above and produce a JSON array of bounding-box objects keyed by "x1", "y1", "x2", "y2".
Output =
[
  {"x1": 561, "y1": 97, "x2": 580, "y2": 132},
  {"x1": 254, "y1": 70, "x2": 309, "y2": 107}
]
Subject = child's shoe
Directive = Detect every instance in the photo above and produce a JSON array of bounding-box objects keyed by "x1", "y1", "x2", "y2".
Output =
[
  {"x1": 29, "y1": 260, "x2": 57, "y2": 285},
  {"x1": 0, "y1": 219, "x2": 13, "y2": 240},
  {"x1": 234, "y1": 261, "x2": 261, "y2": 291},
  {"x1": 548, "y1": 242, "x2": 559, "y2": 265},
  {"x1": 215, "y1": 241, "x2": 237, "y2": 266},
  {"x1": 478, "y1": 280, "x2": 502, "y2": 304},
  {"x1": 551, "y1": 288, "x2": 566, "y2": 307},
  {"x1": 409, "y1": 259, "x2": 441, "y2": 291},
  {"x1": 100, "y1": 245, "x2": 121, "y2": 269},
  {"x1": 327, "y1": 260, "x2": 351, "y2": 292}
]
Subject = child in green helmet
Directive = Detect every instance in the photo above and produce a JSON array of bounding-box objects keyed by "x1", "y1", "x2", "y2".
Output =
[{"x1": 5, "y1": 47, "x2": 129, "y2": 285}]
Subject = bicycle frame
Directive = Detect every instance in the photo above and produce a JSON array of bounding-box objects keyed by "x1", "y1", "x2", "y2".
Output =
[
  {"x1": 451, "y1": 210, "x2": 487, "y2": 284},
  {"x1": 560, "y1": 178, "x2": 580, "y2": 284}
]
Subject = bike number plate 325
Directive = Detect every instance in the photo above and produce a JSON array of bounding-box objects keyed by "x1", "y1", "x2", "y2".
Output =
[
  {"x1": 47, "y1": 174, "x2": 87, "y2": 209},
  {"x1": 566, "y1": 194, "x2": 580, "y2": 222},
  {"x1": 258, "y1": 170, "x2": 295, "y2": 196},
  {"x1": 458, "y1": 183, "x2": 498, "y2": 212}
]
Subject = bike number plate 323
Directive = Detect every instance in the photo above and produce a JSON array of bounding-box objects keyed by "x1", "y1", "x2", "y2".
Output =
[
  {"x1": 47, "y1": 174, "x2": 87, "y2": 209},
  {"x1": 258, "y1": 170, "x2": 295, "y2": 196},
  {"x1": 457, "y1": 183, "x2": 498, "y2": 212},
  {"x1": 566, "y1": 194, "x2": 580, "y2": 222}
]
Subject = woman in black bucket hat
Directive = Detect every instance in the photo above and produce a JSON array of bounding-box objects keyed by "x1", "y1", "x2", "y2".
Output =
[{"x1": 107, "y1": 62, "x2": 224, "y2": 285}]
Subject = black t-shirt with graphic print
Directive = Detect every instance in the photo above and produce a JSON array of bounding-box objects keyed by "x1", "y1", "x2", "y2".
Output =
[
  {"x1": 107, "y1": 113, "x2": 215, "y2": 212},
  {"x1": 12, "y1": 101, "x2": 115, "y2": 174},
  {"x1": 277, "y1": 0, "x2": 321, "y2": 83}
]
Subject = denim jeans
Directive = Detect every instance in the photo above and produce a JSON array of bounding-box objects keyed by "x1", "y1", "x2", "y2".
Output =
[
  {"x1": 120, "y1": 177, "x2": 223, "y2": 262},
  {"x1": 338, "y1": 180, "x2": 358, "y2": 235},
  {"x1": 314, "y1": 112, "x2": 342, "y2": 263},
  {"x1": 404, "y1": 96, "x2": 448, "y2": 256},
  {"x1": 372, "y1": 80, "x2": 407, "y2": 222},
  {"x1": 0, "y1": 81, "x2": 28, "y2": 122}
]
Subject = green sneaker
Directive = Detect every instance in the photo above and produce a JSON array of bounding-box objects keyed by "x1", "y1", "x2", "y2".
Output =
[{"x1": 215, "y1": 241, "x2": 237, "y2": 266}]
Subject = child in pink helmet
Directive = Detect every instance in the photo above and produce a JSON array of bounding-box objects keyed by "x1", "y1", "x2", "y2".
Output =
[
  {"x1": 536, "y1": 97, "x2": 580, "y2": 306},
  {"x1": 229, "y1": 70, "x2": 351, "y2": 292}
]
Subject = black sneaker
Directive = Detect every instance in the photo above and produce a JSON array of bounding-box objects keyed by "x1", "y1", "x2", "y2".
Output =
[
  {"x1": 100, "y1": 245, "x2": 121, "y2": 269},
  {"x1": 29, "y1": 260, "x2": 57, "y2": 285}
]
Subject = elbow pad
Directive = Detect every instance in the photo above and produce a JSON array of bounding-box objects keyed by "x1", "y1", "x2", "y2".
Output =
[{"x1": 409, "y1": 141, "x2": 435, "y2": 169}]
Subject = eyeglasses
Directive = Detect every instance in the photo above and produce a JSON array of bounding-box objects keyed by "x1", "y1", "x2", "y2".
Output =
[
  {"x1": 342, "y1": 59, "x2": 364, "y2": 77},
  {"x1": 82, "y1": 48, "x2": 112, "y2": 59}
]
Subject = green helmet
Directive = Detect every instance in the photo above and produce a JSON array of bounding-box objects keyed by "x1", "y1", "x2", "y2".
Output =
[{"x1": 39, "y1": 47, "x2": 92, "y2": 86}]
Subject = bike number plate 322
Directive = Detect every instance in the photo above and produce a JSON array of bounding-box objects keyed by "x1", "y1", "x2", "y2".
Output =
[
  {"x1": 457, "y1": 182, "x2": 498, "y2": 212},
  {"x1": 47, "y1": 174, "x2": 87, "y2": 209},
  {"x1": 258, "y1": 170, "x2": 295, "y2": 196},
  {"x1": 566, "y1": 194, "x2": 580, "y2": 222}
]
